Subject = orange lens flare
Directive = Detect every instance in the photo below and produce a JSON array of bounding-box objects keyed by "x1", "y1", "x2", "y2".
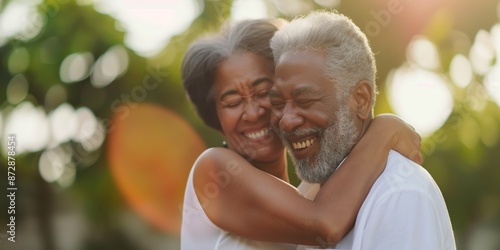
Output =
[{"x1": 107, "y1": 103, "x2": 205, "y2": 235}]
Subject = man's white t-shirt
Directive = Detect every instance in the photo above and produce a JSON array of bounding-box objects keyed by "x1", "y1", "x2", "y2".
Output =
[
  {"x1": 298, "y1": 150, "x2": 456, "y2": 250},
  {"x1": 181, "y1": 164, "x2": 297, "y2": 250}
]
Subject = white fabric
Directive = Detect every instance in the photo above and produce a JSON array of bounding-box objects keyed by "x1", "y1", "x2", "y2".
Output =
[
  {"x1": 181, "y1": 165, "x2": 297, "y2": 250},
  {"x1": 297, "y1": 150, "x2": 456, "y2": 250}
]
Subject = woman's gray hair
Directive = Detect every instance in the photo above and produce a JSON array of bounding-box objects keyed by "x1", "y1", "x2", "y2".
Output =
[
  {"x1": 270, "y1": 10, "x2": 377, "y2": 105},
  {"x1": 182, "y1": 19, "x2": 286, "y2": 130}
]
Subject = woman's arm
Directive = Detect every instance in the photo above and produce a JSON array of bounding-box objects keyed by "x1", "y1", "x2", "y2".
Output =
[
  {"x1": 312, "y1": 114, "x2": 422, "y2": 244},
  {"x1": 192, "y1": 114, "x2": 420, "y2": 245}
]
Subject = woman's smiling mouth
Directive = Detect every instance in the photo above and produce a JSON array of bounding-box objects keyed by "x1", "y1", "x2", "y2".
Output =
[{"x1": 244, "y1": 128, "x2": 271, "y2": 140}]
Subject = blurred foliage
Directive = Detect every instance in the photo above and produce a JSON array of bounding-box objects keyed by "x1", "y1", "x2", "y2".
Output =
[{"x1": 0, "y1": 0, "x2": 499, "y2": 249}]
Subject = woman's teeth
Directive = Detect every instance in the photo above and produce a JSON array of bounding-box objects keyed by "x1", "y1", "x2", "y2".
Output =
[
  {"x1": 246, "y1": 128, "x2": 269, "y2": 139},
  {"x1": 292, "y1": 138, "x2": 316, "y2": 150}
]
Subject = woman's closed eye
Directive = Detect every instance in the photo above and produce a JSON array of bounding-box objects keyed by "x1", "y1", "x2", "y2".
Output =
[
  {"x1": 222, "y1": 97, "x2": 243, "y2": 108},
  {"x1": 255, "y1": 89, "x2": 270, "y2": 98}
]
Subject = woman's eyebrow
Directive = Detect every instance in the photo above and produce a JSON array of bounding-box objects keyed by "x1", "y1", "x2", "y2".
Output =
[
  {"x1": 219, "y1": 89, "x2": 239, "y2": 101},
  {"x1": 220, "y1": 77, "x2": 274, "y2": 101}
]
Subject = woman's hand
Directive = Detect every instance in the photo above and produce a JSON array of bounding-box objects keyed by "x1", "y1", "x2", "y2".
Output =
[{"x1": 372, "y1": 114, "x2": 422, "y2": 164}]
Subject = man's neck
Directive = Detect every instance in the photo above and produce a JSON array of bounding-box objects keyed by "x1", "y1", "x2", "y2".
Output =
[
  {"x1": 251, "y1": 153, "x2": 289, "y2": 182},
  {"x1": 318, "y1": 117, "x2": 373, "y2": 187}
]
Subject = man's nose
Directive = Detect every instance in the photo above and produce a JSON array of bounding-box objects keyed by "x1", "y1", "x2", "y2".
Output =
[{"x1": 279, "y1": 104, "x2": 304, "y2": 132}]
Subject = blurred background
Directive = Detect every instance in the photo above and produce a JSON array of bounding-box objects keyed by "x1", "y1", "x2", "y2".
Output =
[{"x1": 0, "y1": 0, "x2": 499, "y2": 249}]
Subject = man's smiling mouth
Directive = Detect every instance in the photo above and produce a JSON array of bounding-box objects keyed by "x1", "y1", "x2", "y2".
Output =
[{"x1": 291, "y1": 137, "x2": 317, "y2": 150}]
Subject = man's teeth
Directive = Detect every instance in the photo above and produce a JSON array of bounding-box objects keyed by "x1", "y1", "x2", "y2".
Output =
[
  {"x1": 292, "y1": 138, "x2": 316, "y2": 150},
  {"x1": 246, "y1": 129, "x2": 270, "y2": 139}
]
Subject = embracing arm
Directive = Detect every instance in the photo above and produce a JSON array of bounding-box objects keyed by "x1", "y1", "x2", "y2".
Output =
[
  {"x1": 313, "y1": 114, "x2": 422, "y2": 244},
  {"x1": 193, "y1": 114, "x2": 421, "y2": 245}
]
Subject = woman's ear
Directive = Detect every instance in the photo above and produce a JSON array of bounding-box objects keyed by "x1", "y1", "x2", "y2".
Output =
[
  {"x1": 218, "y1": 130, "x2": 226, "y2": 137},
  {"x1": 218, "y1": 131, "x2": 228, "y2": 147},
  {"x1": 351, "y1": 80, "x2": 373, "y2": 120}
]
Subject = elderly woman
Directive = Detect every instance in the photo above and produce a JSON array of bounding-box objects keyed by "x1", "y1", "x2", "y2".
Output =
[{"x1": 181, "y1": 18, "x2": 421, "y2": 249}]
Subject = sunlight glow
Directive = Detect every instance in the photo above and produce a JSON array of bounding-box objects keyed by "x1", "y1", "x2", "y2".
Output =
[
  {"x1": 93, "y1": 0, "x2": 200, "y2": 57},
  {"x1": 314, "y1": 0, "x2": 341, "y2": 8},
  {"x1": 271, "y1": 0, "x2": 314, "y2": 16},
  {"x1": 231, "y1": 0, "x2": 268, "y2": 21},
  {"x1": 388, "y1": 66, "x2": 453, "y2": 137}
]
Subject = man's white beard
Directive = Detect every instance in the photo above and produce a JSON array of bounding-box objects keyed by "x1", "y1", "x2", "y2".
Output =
[{"x1": 292, "y1": 105, "x2": 359, "y2": 184}]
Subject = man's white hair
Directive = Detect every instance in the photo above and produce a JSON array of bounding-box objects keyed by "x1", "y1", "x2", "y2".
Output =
[{"x1": 270, "y1": 10, "x2": 377, "y2": 105}]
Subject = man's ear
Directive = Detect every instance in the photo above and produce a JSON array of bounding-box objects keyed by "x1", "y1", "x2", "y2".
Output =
[{"x1": 351, "y1": 80, "x2": 373, "y2": 120}]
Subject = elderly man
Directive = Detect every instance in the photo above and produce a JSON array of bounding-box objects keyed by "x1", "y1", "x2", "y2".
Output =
[{"x1": 269, "y1": 11, "x2": 456, "y2": 250}]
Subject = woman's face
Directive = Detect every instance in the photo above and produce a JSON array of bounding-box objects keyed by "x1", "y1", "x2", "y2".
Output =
[{"x1": 213, "y1": 51, "x2": 284, "y2": 163}]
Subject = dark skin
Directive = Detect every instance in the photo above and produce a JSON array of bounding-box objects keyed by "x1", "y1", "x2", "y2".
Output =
[
  {"x1": 192, "y1": 51, "x2": 422, "y2": 245},
  {"x1": 269, "y1": 49, "x2": 409, "y2": 169}
]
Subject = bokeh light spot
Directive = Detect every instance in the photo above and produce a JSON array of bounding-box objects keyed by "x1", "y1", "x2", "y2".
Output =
[
  {"x1": 91, "y1": 45, "x2": 128, "y2": 88},
  {"x1": 39, "y1": 146, "x2": 71, "y2": 183},
  {"x1": 491, "y1": 24, "x2": 500, "y2": 58},
  {"x1": 231, "y1": 0, "x2": 268, "y2": 21},
  {"x1": 7, "y1": 74, "x2": 29, "y2": 105},
  {"x1": 73, "y1": 107, "x2": 98, "y2": 143},
  {"x1": 388, "y1": 66, "x2": 453, "y2": 137},
  {"x1": 8, "y1": 47, "x2": 30, "y2": 74},
  {"x1": 93, "y1": 0, "x2": 200, "y2": 57},
  {"x1": 0, "y1": 0, "x2": 44, "y2": 41},
  {"x1": 60, "y1": 52, "x2": 94, "y2": 83},
  {"x1": 48, "y1": 103, "x2": 78, "y2": 146},
  {"x1": 107, "y1": 103, "x2": 205, "y2": 235},
  {"x1": 314, "y1": 0, "x2": 341, "y2": 8},
  {"x1": 469, "y1": 30, "x2": 495, "y2": 75},
  {"x1": 3, "y1": 102, "x2": 50, "y2": 155},
  {"x1": 57, "y1": 163, "x2": 77, "y2": 188},
  {"x1": 407, "y1": 36, "x2": 440, "y2": 70},
  {"x1": 484, "y1": 64, "x2": 500, "y2": 107},
  {"x1": 271, "y1": 0, "x2": 314, "y2": 16},
  {"x1": 449, "y1": 54, "x2": 473, "y2": 88}
]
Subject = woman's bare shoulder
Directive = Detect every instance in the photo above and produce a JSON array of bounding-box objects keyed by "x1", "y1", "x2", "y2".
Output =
[
  {"x1": 193, "y1": 147, "x2": 248, "y2": 177},
  {"x1": 197, "y1": 147, "x2": 241, "y2": 162}
]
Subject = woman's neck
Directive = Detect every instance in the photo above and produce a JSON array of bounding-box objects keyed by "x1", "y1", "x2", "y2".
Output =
[{"x1": 250, "y1": 152, "x2": 289, "y2": 182}]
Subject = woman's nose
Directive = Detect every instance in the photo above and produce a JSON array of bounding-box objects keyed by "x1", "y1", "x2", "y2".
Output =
[{"x1": 242, "y1": 99, "x2": 263, "y2": 122}]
